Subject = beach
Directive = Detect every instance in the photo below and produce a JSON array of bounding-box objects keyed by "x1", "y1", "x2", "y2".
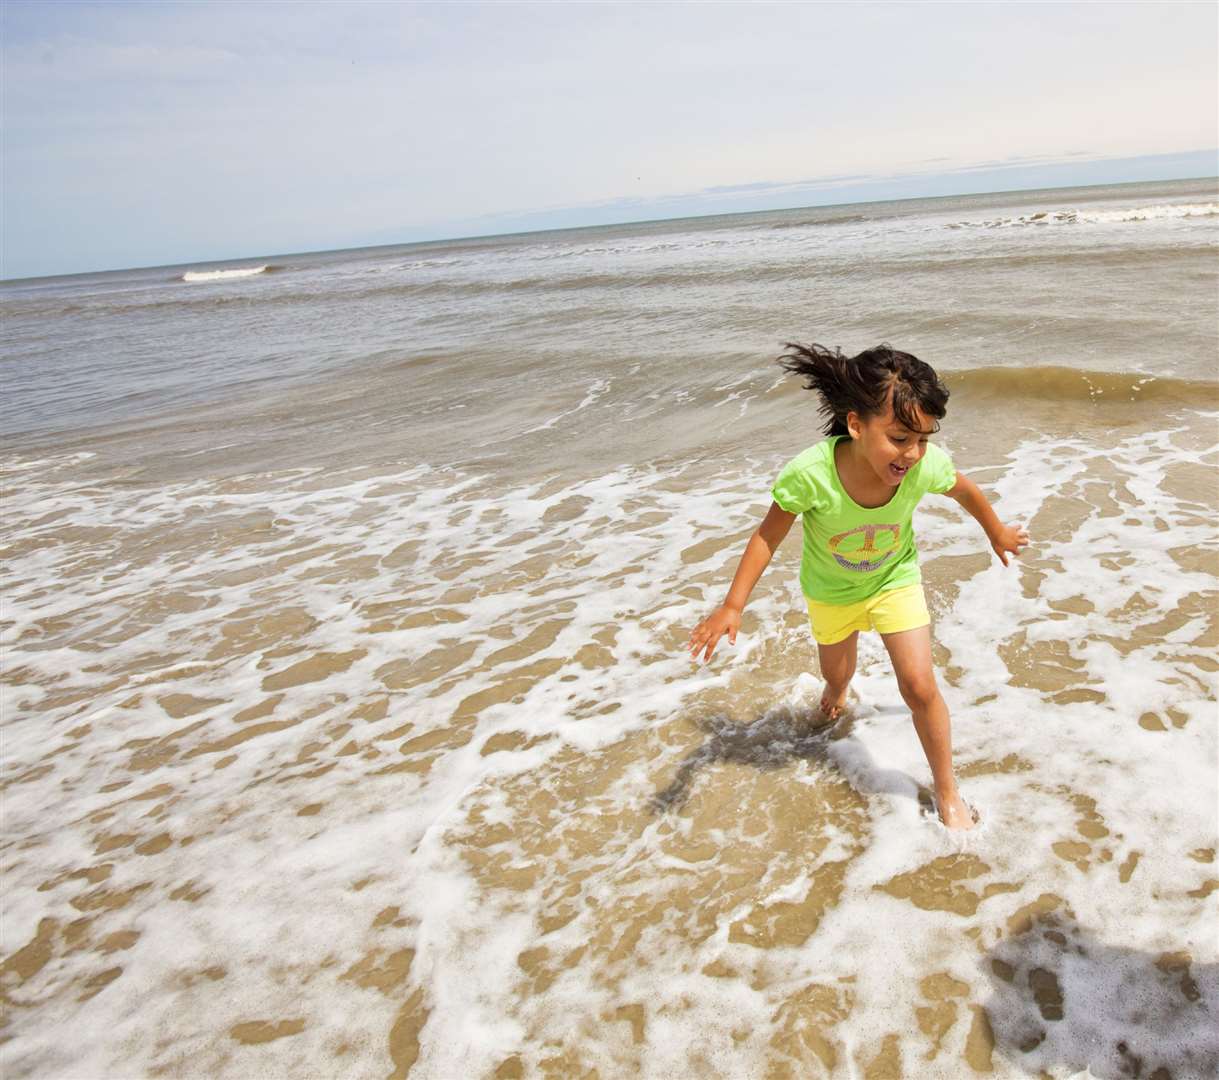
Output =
[{"x1": 2, "y1": 177, "x2": 1217, "y2": 1077}]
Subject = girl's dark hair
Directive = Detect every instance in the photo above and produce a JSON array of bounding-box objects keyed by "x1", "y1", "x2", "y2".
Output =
[{"x1": 777, "y1": 342, "x2": 949, "y2": 437}]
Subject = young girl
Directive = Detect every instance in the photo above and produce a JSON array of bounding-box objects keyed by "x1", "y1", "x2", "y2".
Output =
[{"x1": 687, "y1": 343, "x2": 1028, "y2": 831}]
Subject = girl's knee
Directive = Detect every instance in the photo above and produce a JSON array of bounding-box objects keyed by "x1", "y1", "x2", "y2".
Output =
[{"x1": 898, "y1": 675, "x2": 939, "y2": 711}]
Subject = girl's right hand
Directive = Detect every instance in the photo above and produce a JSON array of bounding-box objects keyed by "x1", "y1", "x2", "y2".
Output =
[{"x1": 688, "y1": 605, "x2": 742, "y2": 663}]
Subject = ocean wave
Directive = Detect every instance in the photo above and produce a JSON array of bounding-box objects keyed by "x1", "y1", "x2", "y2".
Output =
[
  {"x1": 947, "y1": 202, "x2": 1219, "y2": 230},
  {"x1": 945, "y1": 364, "x2": 1219, "y2": 405},
  {"x1": 863, "y1": 243, "x2": 1219, "y2": 277},
  {"x1": 769, "y1": 213, "x2": 868, "y2": 230},
  {"x1": 9, "y1": 239, "x2": 1215, "y2": 321},
  {"x1": 181, "y1": 265, "x2": 274, "y2": 283}
]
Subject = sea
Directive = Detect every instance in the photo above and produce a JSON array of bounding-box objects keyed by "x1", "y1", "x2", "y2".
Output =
[{"x1": 2, "y1": 177, "x2": 1217, "y2": 1079}]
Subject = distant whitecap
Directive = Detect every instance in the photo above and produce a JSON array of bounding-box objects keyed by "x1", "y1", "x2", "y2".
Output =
[
  {"x1": 181, "y1": 265, "x2": 270, "y2": 283},
  {"x1": 949, "y1": 201, "x2": 1218, "y2": 230}
]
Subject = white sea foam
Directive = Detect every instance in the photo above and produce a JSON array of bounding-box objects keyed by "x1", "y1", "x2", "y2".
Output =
[
  {"x1": 1077, "y1": 202, "x2": 1219, "y2": 224},
  {"x1": 0, "y1": 420, "x2": 1215, "y2": 1077},
  {"x1": 950, "y1": 201, "x2": 1219, "y2": 230},
  {"x1": 181, "y1": 265, "x2": 269, "y2": 283}
]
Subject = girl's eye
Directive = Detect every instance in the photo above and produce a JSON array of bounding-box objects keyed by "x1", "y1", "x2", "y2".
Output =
[{"x1": 892, "y1": 437, "x2": 907, "y2": 444}]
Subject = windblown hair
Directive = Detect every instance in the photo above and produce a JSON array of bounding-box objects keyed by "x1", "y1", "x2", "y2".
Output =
[{"x1": 777, "y1": 342, "x2": 949, "y2": 437}]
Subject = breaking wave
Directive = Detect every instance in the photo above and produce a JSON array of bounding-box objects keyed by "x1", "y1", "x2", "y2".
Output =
[
  {"x1": 948, "y1": 202, "x2": 1218, "y2": 230},
  {"x1": 945, "y1": 364, "x2": 1219, "y2": 406},
  {"x1": 181, "y1": 265, "x2": 274, "y2": 284}
]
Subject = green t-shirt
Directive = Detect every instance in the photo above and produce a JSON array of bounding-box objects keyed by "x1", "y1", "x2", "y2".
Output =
[{"x1": 771, "y1": 436, "x2": 957, "y2": 605}]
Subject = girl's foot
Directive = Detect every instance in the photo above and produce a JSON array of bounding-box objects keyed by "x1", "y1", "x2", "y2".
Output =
[
  {"x1": 819, "y1": 684, "x2": 849, "y2": 721},
  {"x1": 937, "y1": 792, "x2": 977, "y2": 831}
]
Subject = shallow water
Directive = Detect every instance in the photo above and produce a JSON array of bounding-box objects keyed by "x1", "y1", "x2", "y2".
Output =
[{"x1": 2, "y1": 179, "x2": 1217, "y2": 1077}]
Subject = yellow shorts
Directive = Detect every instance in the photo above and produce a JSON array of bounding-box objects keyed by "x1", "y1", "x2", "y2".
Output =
[{"x1": 806, "y1": 584, "x2": 930, "y2": 645}]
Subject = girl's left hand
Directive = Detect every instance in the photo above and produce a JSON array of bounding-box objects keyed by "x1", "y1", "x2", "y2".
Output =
[{"x1": 992, "y1": 522, "x2": 1030, "y2": 566}]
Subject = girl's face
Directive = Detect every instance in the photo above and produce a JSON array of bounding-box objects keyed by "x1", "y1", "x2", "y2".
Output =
[{"x1": 846, "y1": 404, "x2": 935, "y2": 487}]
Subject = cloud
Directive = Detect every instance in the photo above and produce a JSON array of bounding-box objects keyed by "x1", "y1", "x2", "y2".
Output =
[{"x1": 702, "y1": 175, "x2": 873, "y2": 196}]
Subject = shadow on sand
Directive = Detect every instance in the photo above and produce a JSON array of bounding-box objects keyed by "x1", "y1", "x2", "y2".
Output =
[
  {"x1": 648, "y1": 705, "x2": 936, "y2": 817},
  {"x1": 981, "y1": 897, "x2": 1218, "y2": 1078}
]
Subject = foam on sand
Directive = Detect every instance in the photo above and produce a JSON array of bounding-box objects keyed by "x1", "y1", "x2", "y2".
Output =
[{"x1": 1, "y1": 414, "x2": 1215, "y2": 1077}]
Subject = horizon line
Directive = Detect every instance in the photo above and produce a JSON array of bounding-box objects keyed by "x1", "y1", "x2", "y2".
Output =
[{"x1": 4, "y1": 161, "x2": 1217, "y2": 284}]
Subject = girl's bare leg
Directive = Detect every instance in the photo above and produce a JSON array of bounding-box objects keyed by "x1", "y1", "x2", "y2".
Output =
[
  {"x1": 817, "y1": 631, "x2": 858, "y2": 720},
  {"x1": 881, "y1": 626, "x2": 975, "y2": 830}
]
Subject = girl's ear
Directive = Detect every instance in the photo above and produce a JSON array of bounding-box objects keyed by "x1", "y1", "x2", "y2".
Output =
[{"x1": 845, "y1": 411, "x2": 861, "y2": 439}]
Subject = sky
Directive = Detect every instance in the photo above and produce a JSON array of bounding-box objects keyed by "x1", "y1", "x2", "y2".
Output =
[{"x1": 2, "y1": 1, "x2": 1216, "y2": 279}]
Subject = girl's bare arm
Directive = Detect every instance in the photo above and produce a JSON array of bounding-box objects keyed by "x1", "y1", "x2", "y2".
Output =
[
  {"x1": 688, "y1": 502, "x2": 797, "y2": 662},
  {"x1": 943, "y1": 472, "x2": 1029, "y2": 565}
]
